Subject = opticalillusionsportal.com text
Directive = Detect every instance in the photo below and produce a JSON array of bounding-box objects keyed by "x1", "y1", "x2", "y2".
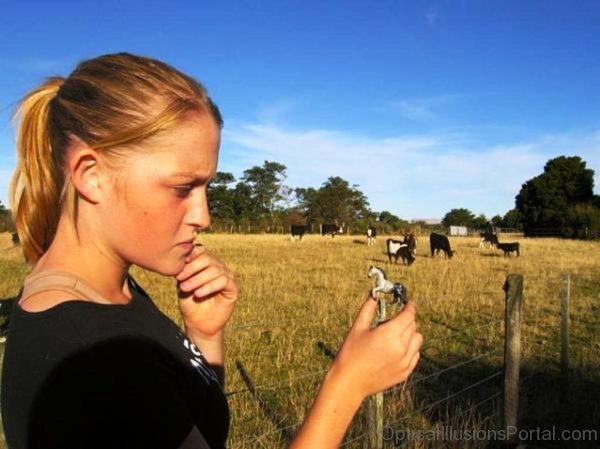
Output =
[{"x1": 382, "y1": 425, "x2": 598, "y2": 445}]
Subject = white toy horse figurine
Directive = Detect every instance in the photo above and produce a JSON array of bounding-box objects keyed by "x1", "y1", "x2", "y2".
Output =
[{"x1": 367, "y1": 265, "x2": 408, "y2": 306}]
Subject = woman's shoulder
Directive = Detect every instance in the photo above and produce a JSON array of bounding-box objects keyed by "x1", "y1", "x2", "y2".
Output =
[
  {"x1": 16, "y1": 269, "x2": 140, "y2": 314},
  {"x1": 18, "y1": 290, "x2": 85, "y2": 313}
]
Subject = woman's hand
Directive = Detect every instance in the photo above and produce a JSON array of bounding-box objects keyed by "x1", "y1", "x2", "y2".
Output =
[
  {"x1": 175, "y1": 244, "x2": 239, "y2": 340},
  {"x1": 329, "y1": 295, "x2": 423, "y2": 401}
]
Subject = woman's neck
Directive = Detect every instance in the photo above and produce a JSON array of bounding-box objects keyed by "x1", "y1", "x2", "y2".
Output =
[{"x1": 31, "y1": 216, "x2": 133, "y2": 304}]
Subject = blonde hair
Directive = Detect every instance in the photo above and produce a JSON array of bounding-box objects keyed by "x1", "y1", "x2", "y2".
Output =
[{"x1": 10, "y1": 53, "x2": 222, "y2": 264}]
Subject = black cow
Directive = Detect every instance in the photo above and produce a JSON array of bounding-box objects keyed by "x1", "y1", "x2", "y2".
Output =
[
  {"x1": 386, "y1": 239, "x2": 405, "y2": 263},
  {"x1": 366, "y1": 226, "x2": 377, "y2": 246},
  {"x1": 11, "y1": 232, "x2": 19, "y2": 245},
  {"x1": 404, "y1": 233, "x2": 418, "y2": 255},
  {"x1": 321, "y1": 223, "x2": 343, "y2": 238},
  {"x1": 430, "y1": 232, "x2": 454, "y2": 259},
  {"x1": 290, "y1": 225, "x2": 307, "y2": 241},
  {"x1": 386, "y1": 236, "x2": 417, "y2": 264},
  {"x1": 497, "y1": 242, "x2": 520, "y2": 257},
  {"x1": 395, "y1": 246, "x2": 415, "y2": 266},
  {"x1": 479, "y1": 232, "x2": 499, "y2": 249}
]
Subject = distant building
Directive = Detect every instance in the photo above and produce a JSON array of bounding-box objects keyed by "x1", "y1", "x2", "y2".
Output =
[
  {"x1": 410, "y1": 218, "x2": 442, "y2": 225},
  {"x1": 449, "y1": 225, "x2": 468, "y2": 236}
]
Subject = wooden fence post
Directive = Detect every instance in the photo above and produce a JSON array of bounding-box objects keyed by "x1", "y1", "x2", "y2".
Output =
[
  {"x1": 503, "y1": 273, "x2": 523, "y2": 439},
  {"x1": 560, "y1": 273, "x2": 570, "y2": 403},
  {"x1": 368, "y1": 296, "x2": 386, "y2": 449}
]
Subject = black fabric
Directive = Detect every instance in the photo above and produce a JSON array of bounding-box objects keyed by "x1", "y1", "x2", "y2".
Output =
[{"x1": 1, "y1": 277, "x2": 229, "y2": 449}]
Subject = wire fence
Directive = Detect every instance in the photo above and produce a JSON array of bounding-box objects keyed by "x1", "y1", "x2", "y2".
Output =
[
  {"x1": 1, "y1": 243, "x2": 594, "y2": 448},
  {"x1": 217, "y1": 294, "x2": 508, "y2": 449},
  {"x1": 219, "y1": 272, "x2": 597, "y2": 448}
]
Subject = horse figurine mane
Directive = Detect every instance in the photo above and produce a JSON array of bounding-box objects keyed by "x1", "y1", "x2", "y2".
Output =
[{"x1": 367, "y1": 265, "x2": 408, "y2": 306}]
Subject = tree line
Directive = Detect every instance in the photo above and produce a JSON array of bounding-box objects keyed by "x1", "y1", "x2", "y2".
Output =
[
  {"x1": 1, "y1": 155, "x2": 598, "y2": 238},
  {"x1": 441, "y1": 156, "x2": 600, "y2": 238},
  {"x1": 206, "y1": 156, "x2": 600, "y2": 238}
]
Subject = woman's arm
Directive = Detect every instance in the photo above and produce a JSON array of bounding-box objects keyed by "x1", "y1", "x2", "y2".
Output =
[
  {"x1": 175, "y1": 245, "x2": 239, "y2": 388},
  {"x1": 290, "y1": 298, "x2": 422, "y2": 448},
  {"x1": 185, "y1": 327, "x2": 225, "y2": 387}
]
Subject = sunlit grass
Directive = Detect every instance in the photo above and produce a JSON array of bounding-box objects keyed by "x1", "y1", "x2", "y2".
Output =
[{"x1": 0, "y1": 231, "x2": 598, "y2": 448}]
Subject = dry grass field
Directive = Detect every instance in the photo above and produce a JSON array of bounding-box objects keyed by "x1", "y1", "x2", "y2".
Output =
[{"x1": 0, "y1": 231, "x2": 598, "y2": 448}]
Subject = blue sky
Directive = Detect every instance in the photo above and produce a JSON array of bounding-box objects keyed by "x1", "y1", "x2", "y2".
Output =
[{"x1": 1, "y1": 0, "x2": 599, "y2": 220}]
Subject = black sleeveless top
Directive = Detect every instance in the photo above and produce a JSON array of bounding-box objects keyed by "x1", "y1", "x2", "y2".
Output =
[{"x1": 1, "y1": 275, "x2": 230, "y2": 449}]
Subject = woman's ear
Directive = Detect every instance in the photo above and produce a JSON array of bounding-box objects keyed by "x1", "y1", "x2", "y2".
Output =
[{"x1": 68, "y1": 143, "x2": 105, "y2": 204}]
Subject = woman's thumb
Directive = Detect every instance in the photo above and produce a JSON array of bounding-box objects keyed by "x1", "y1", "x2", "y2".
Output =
[{"x1": 351, "y1": 293, "x2": 379, "y2": 332}]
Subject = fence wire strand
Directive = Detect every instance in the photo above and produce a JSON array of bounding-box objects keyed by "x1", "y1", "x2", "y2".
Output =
[
  {"x1": 386, "y1": 349, "x2": 502, "y2": 395},
  {"x1": 225, "y1": 368, "x2": 329, "y2": 397},
  {"x1": 387, "y1": 371, "x2": 503, "y2": 429}
]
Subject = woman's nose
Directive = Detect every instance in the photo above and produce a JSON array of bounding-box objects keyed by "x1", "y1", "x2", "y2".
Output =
[{"x1": 187, "y1": 189, "x2": 211, "y2": 230}]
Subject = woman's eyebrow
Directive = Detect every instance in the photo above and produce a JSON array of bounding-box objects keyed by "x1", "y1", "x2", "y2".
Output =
[
  {"x1": 169, "y1": 173, "x2": 207, "y2": 180},
  {"x1": 168, "y1": 173, "x2": 215, "y2": 183}
]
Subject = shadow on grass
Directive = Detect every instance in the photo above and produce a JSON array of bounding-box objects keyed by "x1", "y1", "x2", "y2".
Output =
[
  {"x1": 389, "y1": 354, "x2": 599, "y2": 449},
  {"x1": 479, "y1": 253, "x2": 503, "y2": 258},
  {"x1": 315, "y1": 336, "x2": 599, "y2": 449},
  {"x1": 234, "y1": 360, "x2": 295, "y2": 445},
  {"x1": 315, "y1": 340, "x2": 336, "y2": 360}
]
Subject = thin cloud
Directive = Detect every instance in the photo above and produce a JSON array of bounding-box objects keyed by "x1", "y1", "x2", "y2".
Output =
[
  {"x1": 390, "y1": 95, "x2": 462, "y2": 121},
  {"x1": 222, "y1": 122, "x2": 600, "y2": 219},
  {"x1": 425, "y1": 5, "x2": 441, "y2": 28},
  {"x1": 391, "y1": 100, "x2": 434, "y2": 120}
]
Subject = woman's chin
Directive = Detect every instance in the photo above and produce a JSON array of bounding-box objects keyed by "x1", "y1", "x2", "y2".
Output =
[{"x1": 138, "y1": 261, "x2": 184, "y2": 277}]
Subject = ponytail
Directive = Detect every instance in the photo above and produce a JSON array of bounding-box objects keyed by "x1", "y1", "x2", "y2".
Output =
[{"x1": 10, "y1": 77, "x2": 65, "y2": 264}]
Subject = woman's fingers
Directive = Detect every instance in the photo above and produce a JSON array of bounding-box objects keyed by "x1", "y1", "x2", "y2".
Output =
[
  {"x1": 175, "y1": 246, "x2": 239, "y2": 302},
  {"x1": 176, "y1": 247, "x2": 220, "y2": 282},
  {"x1": 190, "y1": 272, "x2": 234, "y2": 301},
  {"x1": 376, "y1": 301, "x2": 416, "y2": 338},
  {"x1": 350, "y1": 294, "x2": 379, "y2": 332}
]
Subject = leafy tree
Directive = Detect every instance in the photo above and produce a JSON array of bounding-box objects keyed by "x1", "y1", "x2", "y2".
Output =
[
  {"x1": 501, "y1": 209, "x2": 522, "y2": 230},
  {"x1": 516, "y1": 156, "x2": 598, "y2": 237},
  {"x1": 442, "y1": 208, "x2": 475, "y2": 228},
  {"x1": 207, "y1": 172, "x2": 236, "y2": 223},
  {"x1": 472, "y1": 214, "x2": 489, "y2": 230},
  {"x1": 377, "y1": 210, "x2": 409, "y2": 232},
  {"x1": 564, "y1": 204, "x2": 600, "y2": 239},
  {"x1": 491, "y1": 215, "x2": 503, "y2": 228},
  {"x1": 0, "y1": 200, "x2": 15, "y2": 233},
  {"x1": 232, "y1": 182, "x2": 256, "y2": 224},
  {"x1": 240, "y1": 161, "x2": 288, "y2": 216},
  {"x1": 297, "y1": 176, "x2": 371, "y2": 226},
  {"x1": 293, "y1": 187, "x2": 318, "y2": 227},
  {"x1": 378, "y1": 210, "x2": 400, "y2": 225}
]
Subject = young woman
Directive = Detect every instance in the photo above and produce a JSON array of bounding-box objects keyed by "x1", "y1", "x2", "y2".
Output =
[{"x1": 1, "y1": 53, "x2": 422, "y2": 449}]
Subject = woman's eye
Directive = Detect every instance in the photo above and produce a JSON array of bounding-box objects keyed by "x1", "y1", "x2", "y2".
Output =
[{"x1": 174, "y1": 185, "x2": 193, "y2": 197}]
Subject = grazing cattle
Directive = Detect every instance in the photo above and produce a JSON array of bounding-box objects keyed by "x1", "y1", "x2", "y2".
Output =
[
  {"x1": 386, "y1": 236, "x2": 417, "y2": 264},
  {"x1": 430, "y1": 232, "x2": 454, "y2": 259},
  {"x1": 366, "y1": 226, "x2": 377, "y2": 246},
  {"x1": 497, "y1": 242, "x2": 520, "y2": 257},
  {"x1": 11, "y1": 233, "x2": 19, "y2": 245},
  {"x1": 290, "y1": 225, "x2": 307, "y2": 242},
  {"x1": 479, "y1": 232, "x2": 499, "y2": 249},
  {"x1": 321, "y1": 223, "x2": 343, "y2": 238},
  {"x1": 395, "y1": 246, "x2": 415, "y2": 266},
  {"x1": 386, "y1": 239, "x2": 405, "y2": 263},
  {"x1": 403, "y1": 233, "x2": 418, "y2": 256}
]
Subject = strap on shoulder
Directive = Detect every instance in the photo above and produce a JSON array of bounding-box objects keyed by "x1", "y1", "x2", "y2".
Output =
[{"x1": 21, "y1": 270, "x2": 110, "y2": 304}]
